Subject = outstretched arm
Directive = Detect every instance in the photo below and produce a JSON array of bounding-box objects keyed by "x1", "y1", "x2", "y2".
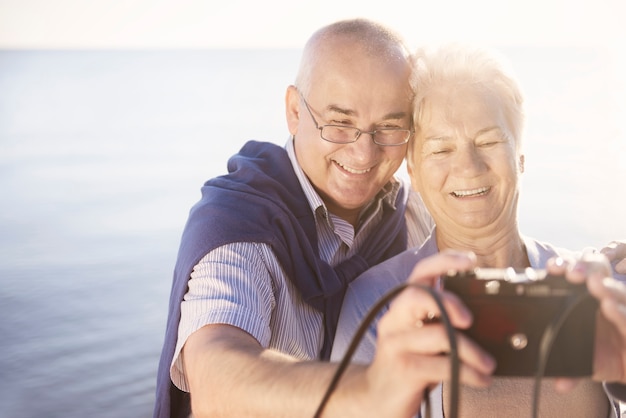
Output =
[
  {"x1": 184, "y1": 324, "x2": 373, "y2": 418},
  {"x1": 183, "y1": 251, "x2": 495, "y2": 418}
]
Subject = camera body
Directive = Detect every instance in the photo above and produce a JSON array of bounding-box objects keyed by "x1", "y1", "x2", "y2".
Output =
[{"x1": 442, "y1": 268, "x2": 598, "y2": 377}]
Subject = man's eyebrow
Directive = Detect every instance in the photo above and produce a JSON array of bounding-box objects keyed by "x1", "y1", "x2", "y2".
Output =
[
  {"x1": 383, "y1": 111, "x2": 410, "y2": 121},
  {"x1": 326, "y1": 105, "x2": 409, "y2": 121},
  {"x1": 326, "y1": 105, "x2": 355, "y2": 116}
]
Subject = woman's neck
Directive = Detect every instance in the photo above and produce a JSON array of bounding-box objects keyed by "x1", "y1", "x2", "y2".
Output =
[{"x1": 436, "y1": 225, "x2": 530, "y2": 269}]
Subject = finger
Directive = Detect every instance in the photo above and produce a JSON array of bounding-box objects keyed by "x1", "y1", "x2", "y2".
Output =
[
  {"x1": 614, "y1": 259, "x2": 626, "y2": 275},
  {"x1": 387, "y1": 286, "x2": 473, "y2": 331},
  {"x1": 545, "y1": 256, "x2": 572, "y2": 277},
  {"x1": 588, "y1": 273, "x2": 626, "y2": 301},
  {"x1": 422, "y1": 326, "x2": 496, "y2": 375},
  {"x1": 377, "y1": 321, "x2": 496, "y2": 376},
  {"x1": 457, "y1": 363, "x2": 495, "y2": 388},
  {"x1": 598, "y1": 295, "x2": 626, "y2": 335},
  {"x1": 600, "y1": 241, "x2": 626, "y2": 275},
  {"x1": 406, "y1": 249, "x2": 477, "y2": 287},
  {"x1": 565, "y1": 252, "x2": 612, "y2": 284},
  {"x1": 600, "y1": 240, "x2": 626, "y2": 262}
]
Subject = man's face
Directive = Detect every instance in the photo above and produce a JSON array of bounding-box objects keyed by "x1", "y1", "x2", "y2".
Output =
[
  {"x1": 408, "y1": 83, "x2": 522, "y2": 235},
  {"x1": 287, "y1": 45, "x2": 413, "y2": 222}
]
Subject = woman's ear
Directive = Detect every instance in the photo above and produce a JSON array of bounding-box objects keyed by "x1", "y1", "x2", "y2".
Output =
[{"x1": 285, "y1": 85, "x2": 301, "y2": 136}]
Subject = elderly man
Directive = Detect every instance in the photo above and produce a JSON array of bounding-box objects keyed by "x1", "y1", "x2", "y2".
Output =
[{"x1": 153, "y1": 18, "x2": 435, "y2": 418}]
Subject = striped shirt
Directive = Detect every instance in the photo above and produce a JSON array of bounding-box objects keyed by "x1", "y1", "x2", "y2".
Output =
[{"x1": 170, "y1": 137, "x2": 434, "y2": 391}]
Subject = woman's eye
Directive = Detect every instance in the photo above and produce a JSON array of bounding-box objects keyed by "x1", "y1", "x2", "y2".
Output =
[
  {"x1": 479, "y1": 141, "x2": 499, "y2": 147},
  {"x1": 477, "y1": 134, "x2": 507, "y2": 147}
]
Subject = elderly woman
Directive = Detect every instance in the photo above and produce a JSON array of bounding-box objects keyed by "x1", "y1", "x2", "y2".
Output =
[{"x1": 331, "y1": 44, "x2": 626, "y2": 417}]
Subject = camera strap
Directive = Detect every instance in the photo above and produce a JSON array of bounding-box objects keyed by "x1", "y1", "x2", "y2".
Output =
[
  {"x1": 313, "y1": 283, "x2": 460, "y2": 418},
  {"x1": 531, "y1": 291, "x2": 593, "y2": 418},
  {"x1": 315, "y1": 279, "x2": 599, "y2": 418}
]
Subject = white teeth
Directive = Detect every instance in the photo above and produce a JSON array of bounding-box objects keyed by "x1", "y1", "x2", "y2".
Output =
[
  {"x1": 451, "y1": 187, "x2": 489, "y2": 197},
  {"x1": 336, "y1": 161, "x2": 371, "y2": 174}
]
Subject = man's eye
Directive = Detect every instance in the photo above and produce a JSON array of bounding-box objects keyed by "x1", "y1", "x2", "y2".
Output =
[
  {"x1": 330, "y1": 120, "x2": 352, "y2": 126},
  {"x1": 431, "y1": 148, "x2": 452, "y2": 155}
]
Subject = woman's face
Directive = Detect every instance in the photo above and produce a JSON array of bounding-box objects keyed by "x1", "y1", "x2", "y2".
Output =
[{"x1": 408, "y1": 83, "x2": 523, "y2": 236}]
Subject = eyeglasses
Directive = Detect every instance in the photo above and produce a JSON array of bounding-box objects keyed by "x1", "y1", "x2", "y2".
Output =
[{"x1": 299, "y1": 93, "x2": 413, "y2": 146}]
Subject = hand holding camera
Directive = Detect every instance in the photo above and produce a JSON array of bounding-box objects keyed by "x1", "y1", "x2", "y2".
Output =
[{"x1": 442, "y1": 267, "x2": 598, "y2": 377}]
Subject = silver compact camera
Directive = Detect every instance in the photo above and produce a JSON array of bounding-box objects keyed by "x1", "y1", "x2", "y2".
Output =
[{"x1": 442, "y1": 268, "x2": 598, "y2": 376}]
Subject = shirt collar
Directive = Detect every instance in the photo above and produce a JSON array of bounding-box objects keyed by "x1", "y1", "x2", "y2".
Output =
[{"x1": 286, "y1": 136, "x2": 327, "y2": 217}]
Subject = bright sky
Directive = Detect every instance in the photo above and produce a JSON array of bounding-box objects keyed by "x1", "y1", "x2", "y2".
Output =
[
  {"x1": 1, "y1": 0, "x2": 625, "y2": 248},
  {"x1": 0, "y1": 0, "x2": 624, "y2": 50}
]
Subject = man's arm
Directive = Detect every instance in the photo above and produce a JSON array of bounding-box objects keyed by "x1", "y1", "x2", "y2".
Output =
[
  {"x1": 183, "y1": 251, "x2": 496, "y2": 418},
  {"x1": 183, "y1": 323, "x2": 370, "y2": 418}
]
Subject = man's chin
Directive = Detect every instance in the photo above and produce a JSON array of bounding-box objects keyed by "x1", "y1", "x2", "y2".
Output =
[{"x1": 330, "y1": 195, "x2": 374, "y2": 213}]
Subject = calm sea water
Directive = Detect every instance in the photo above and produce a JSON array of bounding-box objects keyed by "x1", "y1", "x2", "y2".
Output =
[{"x1": 0, "y1": 48, "x2": 624, "y2": 418}]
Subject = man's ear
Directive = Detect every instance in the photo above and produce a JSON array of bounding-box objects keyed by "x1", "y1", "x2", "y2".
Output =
[
  {"x1": 519, "y1": 154, "x2": 525, "y2": 173},
  {"x1": 285, "y1": 85, "x2": 301, "y2": 136}
]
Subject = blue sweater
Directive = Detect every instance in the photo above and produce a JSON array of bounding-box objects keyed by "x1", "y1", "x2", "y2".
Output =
[{"x1": 153, "y1": 140, "x2": 409, "y2": 418}]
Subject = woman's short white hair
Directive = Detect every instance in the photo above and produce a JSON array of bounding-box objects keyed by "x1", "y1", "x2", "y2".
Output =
[{"x1": 409, "y1": 43, "x2": 525, "y2": 162}]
